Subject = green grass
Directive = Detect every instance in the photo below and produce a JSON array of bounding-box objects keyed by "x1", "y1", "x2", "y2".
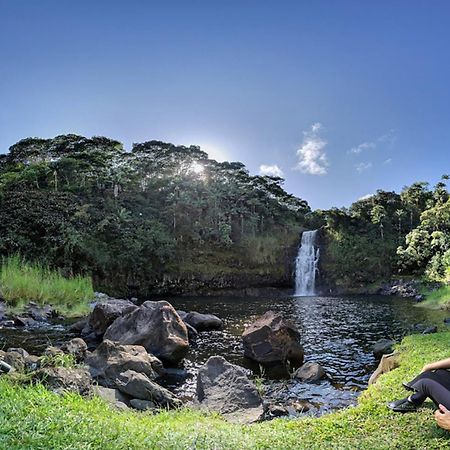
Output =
[
  {"x1": 0, "y1": 255, "x2": 93, "y2": 317},
  {"x1": 0, "y1": 333, "x2": 450, "y2": 449},
  {"x1": 420, "y1": 284, "x2": 450, "y2": 310}
]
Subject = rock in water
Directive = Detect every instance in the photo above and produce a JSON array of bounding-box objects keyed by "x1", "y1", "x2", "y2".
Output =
[
  {"x1": 242, "y1": 311, "x2": 304, "y2": 369},
  {"x1": 85, "y1": 340, "x2": 163, "y2": 386},
  {"x1": 183, "y1": 312, "x2": 223, "y2": 332},
  {"x1": 372, "y1": 339, "x2": 396, "y2": 359},
  {"x1": 292, "y1": 362, "x2": 326, "y2": 382},
  {"x1": 196, "y1": 356, "x2": 263, "y2": 424},
  {"x1": 104, "y1": 301, "x2": 189, "y2": 365},
  {"x1": 88, "y1": 300, "x2": 138, "y2": 337}
]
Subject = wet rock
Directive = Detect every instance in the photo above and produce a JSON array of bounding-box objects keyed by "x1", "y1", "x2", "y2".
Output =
[
  {"x1": 70, "y1": 318, "x2": 88, "y2": 333},
  {"x1": 34, "y1": 367, "x2": 92, "y2": 395},
  {"x1": 92, "y1": 385, "x2": 130, "y2": 406},
  {"x1": 422, "y1": 325, "x2": 438, "y2": 334},
  {"x1": 292, "y1": 362, "x2": 326, "y2": 383},
  {"x1": 0, "y1": 302, "x2": 6, "y2": 320},
  {"x1": 372, "y1": 339, "x2": 396, "y2": 359},
  {"x1": 0, "y1": 320, "x2": 15, "y2": 328},
  {"x1": 104, "y1": 301, "x2": 189, "y2": 365},
  {"x1": 414, "y1": 295, "x2": 425, "y2": 303},
  {"x1": 14, "y1": 316, "x2": 36, "y2": 327},
  {"x1": 115, "y1": 370, "x2": 181, "y2": 408},
  {"x1": 369, "y1": 352, "x2": 400, "y2": 385},
  {"x1": 185, "y1": 322, "x2": 198, "y2": 341},
  {"x1": 196, "y1": 355, "x2": 264, "y2": 424},
  {"x1": 129, "y1": 398, "x2": 157, "y2": 411},
  {"x1": 62, "y1": 338, "x2": 87, "y2": 360},
  {"x1": 27, "y1": 303, "x2": 55, "y2": 321},
  {"x1": 183, "y1": 312, "x2": 223, "y2": 332},
  {"x1": 286, "y1": 400, "x2": 312, "y2": 415},
  {"x1": 444, "y1": 318, "x2": 450, "y2": 325},
  {"x1": 242, "y1": 311, "x2": 304, "y2": 370},
  {"x1": 379, "y1": 280, "x2": 420, "y2": 298},
  {"x1": 88, "y1": 299, "x2": 138, "y2": 337},
  {"x1": 85, "y1": 340, "x2": 163, "y2": 387}
]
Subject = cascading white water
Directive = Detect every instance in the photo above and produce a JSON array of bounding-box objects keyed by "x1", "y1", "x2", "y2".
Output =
[{"x1": 294, "y1": 230, "x2": 320, "y2": 296}]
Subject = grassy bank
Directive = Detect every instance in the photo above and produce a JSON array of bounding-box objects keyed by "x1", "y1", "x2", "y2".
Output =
[
  {"x1": 420, "y1": 284, "x2": 450, "y2": 310},
  {"x1": 0, "y1": 255, "x2": 93, "y2": 316},
  {"x1": 0, "y1": 333, "x2": 450, "y2": 449}
]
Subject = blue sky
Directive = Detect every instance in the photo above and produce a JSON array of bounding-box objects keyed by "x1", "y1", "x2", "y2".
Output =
[{"x1": 1, "y1": 0, "x2": 449, "y2": 209}]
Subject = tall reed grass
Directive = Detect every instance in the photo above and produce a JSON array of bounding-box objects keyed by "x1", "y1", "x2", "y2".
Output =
[{"x1": 0, "y1": 255, "x2": 93, "y2": 316}]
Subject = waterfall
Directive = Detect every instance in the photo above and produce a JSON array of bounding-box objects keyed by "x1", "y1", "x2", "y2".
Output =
[{"x1": 294, "y1": 230, "x2": 320, "y2": 296}]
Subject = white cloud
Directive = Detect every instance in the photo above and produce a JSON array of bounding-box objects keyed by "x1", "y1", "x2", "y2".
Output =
[
  {"x1": 349, "y1": 129, "x2": 397, "y2": 155},
  {"x1": 355, "y1": 162, "x2": 373, "y2": 173},
  {"x1": 350, "y1": 142, "x2": 376, "y2": 154},
  {"x1": 359, "y1": 193, "x2": 373, "y2": 201},
  {"x1": 259, "y1": 164, "x2": 284, "y2": 177},
  {"x1": 294, "y1": 123, "x2": 329, "y2": 175},
  {"x1": 384, "y1": 158, "x2": 392, "y2": 164}
]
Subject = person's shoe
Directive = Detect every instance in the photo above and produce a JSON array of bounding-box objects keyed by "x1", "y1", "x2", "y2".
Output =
[
  {"x1": 402, "y1": 381, "x2": 416, "y2": 392},
  {"x1": 388, "y1": 398, "x2": 418, "y2": 413}
]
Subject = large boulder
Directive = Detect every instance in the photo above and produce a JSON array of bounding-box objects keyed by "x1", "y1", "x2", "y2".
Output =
[
  {"x1": 85, "y1": 340, "x2": 163, "y2": 386},
  {"x1": 183, "y1": 312, "x2": 223, "y2": 332},
  {"x1": 33, "y1": 367, "x2": 92, "y2": 395},
  {"x1": 104, "y1": 301, "x2": 189, "y2": 365},
  {"x1": 92, "y1": 385, "x2": 130, "y2": 407},
  {"x1": 372, "y1": 339, "x2": 396, "y2": 359},
  {"x1": 88, "y1": 300, "x2": 138, "y2": 336},
  {"x1": 292, "y1": 362, "x2": 326, "y2": 383},
  {"x1": 196, "y1": 356, "x2": 263, "y2": 424},
  {"x1": 242, "y1": 311, "x2": 304, "y2": 369},
  {"x1": 115, "y1": 370, "x2": 181, "y2": 408}
]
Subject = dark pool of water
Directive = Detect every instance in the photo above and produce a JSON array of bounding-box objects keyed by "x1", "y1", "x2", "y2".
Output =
[
  {"x1": 0, "y1": 294, "x2": 447, "y2": 415},
  {"x1": 166, "y1": 294, "x2": 448, "y2": 414}
]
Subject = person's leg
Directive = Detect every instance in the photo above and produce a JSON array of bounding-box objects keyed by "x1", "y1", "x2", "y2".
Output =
[{"x1": 410, "y1": 377, "x2": 450, "y2": 409}]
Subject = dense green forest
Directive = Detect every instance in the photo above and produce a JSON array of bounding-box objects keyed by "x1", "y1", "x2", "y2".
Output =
[
  {"x1": 318, "y1": 177, "x2": 450, "y2": 290},
  {"x1": 0, "y1": 134, "x2": 448, "y2": 296},
  {"x1": 0, "y1": 135, "x2": 310, "y2": 296}
]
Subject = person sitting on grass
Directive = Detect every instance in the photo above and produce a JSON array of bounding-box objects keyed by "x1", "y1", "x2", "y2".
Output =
[{"x1": 389, "y1": 357, "x2": 450, "y2": 430}]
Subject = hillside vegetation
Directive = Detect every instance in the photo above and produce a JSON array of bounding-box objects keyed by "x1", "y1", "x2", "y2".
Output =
[{"x1": 0, "y1": 135, "x2": 310, "y2": 296}]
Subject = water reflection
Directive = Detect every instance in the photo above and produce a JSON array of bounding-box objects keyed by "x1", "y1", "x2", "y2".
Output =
[{"x1": 168, "y1": 294, "x2": 447, "y2": 413}]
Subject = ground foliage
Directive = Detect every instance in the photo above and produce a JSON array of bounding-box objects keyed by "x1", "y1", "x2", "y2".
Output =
[{"x1": 0, "y1": 333, "x2": 449, "y2": 449}]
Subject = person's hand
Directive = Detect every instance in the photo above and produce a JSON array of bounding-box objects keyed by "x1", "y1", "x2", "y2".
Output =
[
  {"x1": 421, "y1": 364, "x2": 434, "y2": 373},
  {"x1": 435, "y1": 404, "x2": 450, "y2": 431}
]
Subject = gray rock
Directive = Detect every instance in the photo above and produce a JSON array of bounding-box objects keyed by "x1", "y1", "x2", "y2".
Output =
[
  {"x1": 62, "y1": 338, "x2": 87, "y2": 360},
  {"x1": 92, "y1": 385, "x2": 130, "y2": 405},
  {"x1": 183, "y1": 312, "x2": 223, "y2": 332},
  {"x1": 242, "y1": 311, "x2": 304, "y2": 369},
  {"x1": 7, "y1": 348, "x2": 29, "y2": 358},
  {"x1": 88, "y1": 300, "x2": 138, "y2": 337},
  {"x1": 34, "y1": 367, "x2": 92, "y2": 395},
  {"x1": 43, "y1": 346, "x2": 64, "y2": 357},
  {"x1": 372, "y1": 339, "x2": 396, "y2": 359},
  {"x1": 86, "y1": 340, "x2": 163, "y2": 387},
  {"x1": 129, "y1": 398, "x2": 157, "y2": 411},
  {"x1": 3, "y1": 351, "x2": 26, "y2": 372},
  {"x1": 422, "y1": 325, "x2": 438, "y2": 334},
  {"x1": 70, "y1": 318, "x2": 88, "y2": 333},
  {"x1": 292, "y1": 362, "x2": 326, "y2": 383},
  {"x1": 115, "y1": 370, "x2": 181, "y2": 408},
  {"x1": 196, "y1": 356, "x2": 263, "y2": 424},
  {"x1": 104, "y1": 301, "x2": 189, "y2": 365},
  {"x1": 24, "y1": 355, "x2": 40, "y2": 372}
]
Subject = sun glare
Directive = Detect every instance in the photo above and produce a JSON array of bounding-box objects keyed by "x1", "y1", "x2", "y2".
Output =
[{"x1": 189, "y1": 161, "x2": 205, "y2": 175}]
